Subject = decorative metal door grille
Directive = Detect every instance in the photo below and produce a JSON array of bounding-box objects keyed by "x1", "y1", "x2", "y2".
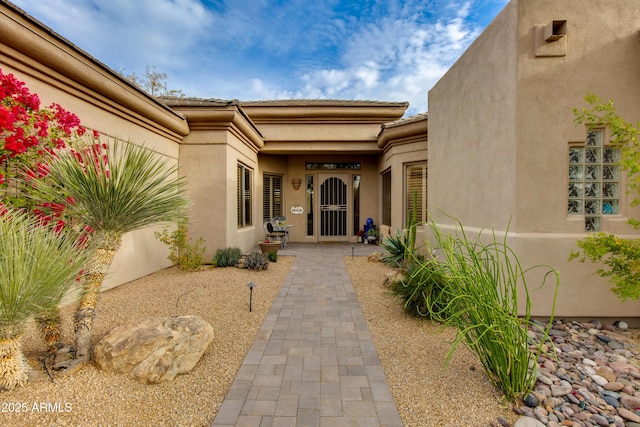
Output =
[{"x1": 320, "y1": 176, "x2": 347, "y2": 237}]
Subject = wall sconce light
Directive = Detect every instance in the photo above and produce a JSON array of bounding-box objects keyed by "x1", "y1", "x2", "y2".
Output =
[{"x1": 291, "y1": 178, "x2": 302, "y2": 190}]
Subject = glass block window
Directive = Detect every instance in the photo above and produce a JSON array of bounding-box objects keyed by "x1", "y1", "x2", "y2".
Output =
[{"x1": 568, "y1": 129, "x2": 619, "y2": 231}]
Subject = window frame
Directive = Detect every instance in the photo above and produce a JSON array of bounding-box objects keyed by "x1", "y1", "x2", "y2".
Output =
[
  {"x1": 567, "y1": 128, "x2": 619, "y2": 231},
  {"x1": 237, "y1": 162, "x2": 253, "y2": 228},
  {"x1": 263, "y1": 173, "x2": 283, "y2": 223},
  {"x1": 405, "y1": 161, "x2": 427, "y2": 227},
  {"x1": 382, "y1": 169, "x2": 391, "y2": 226}
]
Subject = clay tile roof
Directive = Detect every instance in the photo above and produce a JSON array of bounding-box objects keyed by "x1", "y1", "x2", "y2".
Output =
[
  {"x1": 382, "y1": 111, "x2": 428, "y2": 128},
  {"x1": 157, "y1": 97, "x2": 241, "y2": 107},
  {"x1": 239, "y1": 99, "x2": 410, "y2": 108}
]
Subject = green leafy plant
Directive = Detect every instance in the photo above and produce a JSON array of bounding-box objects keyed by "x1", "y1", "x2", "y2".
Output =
[
  {"x1": 379, "y1": 231, "x2": 408, "y2": 267},
  {"x1": 34, "y1": 138, "x2": 189, "y2": 364},
  {"x1": 0, "y1": 208, "x2": 93, "y2": 389},
  {"x1": 213, "y1": 247, "x2": 242, "y2": 268},
  {"x1": 424, "y1": 215, "x2": 559, "y2": 403},
  {"x1": 267, "y1": 251, "x2": 278, "y2": 262},
  {"x1": 155, "y1": 218, "x2": 205, "y2": 272},
  {"x1": 244, "y1": 251, "x2": 269, "y2": 271},
  {"x1": 389, "y1": 260, "x2": 448, "y2": 317},
  {"x1": 570, "y1": 93, "x2": 640, "y2": 300},
  {"x1": 570, "y1": 233, "x2": 640, "y2": 300}
]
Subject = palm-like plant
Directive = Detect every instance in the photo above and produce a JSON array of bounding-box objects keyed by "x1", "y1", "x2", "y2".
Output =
[
  {"x1": 35, "y1": 139, "x2": 189, "y2": 363},
  {"x1": 0, "y1": 208, "x2": 92, "y2": 390}
]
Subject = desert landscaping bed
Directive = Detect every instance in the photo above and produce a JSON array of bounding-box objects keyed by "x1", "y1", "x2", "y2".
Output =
[
  {"x1": 4, "y1": 254, "x2": 637, "y2": 426},
  {"x1": 1, "y1": 254, "x2": 515, "y2": 426}
]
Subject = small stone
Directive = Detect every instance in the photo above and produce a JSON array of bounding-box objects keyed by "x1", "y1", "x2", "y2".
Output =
[
  {"x1": 551, "y1": 384, "x2": 573, "y2": 397},
  {"x1": 591, "y1": 414, "x2": 610, "y2": 426},
  {"x1": 595, "y1": 334, "x2": 612, "y2": 343},
  {"x1": 596, "y1": 367, "x2": 617, "y2": 382},
  {"x1": 497, "y1": 416, "x2": 511, "y2": 427},
  {"x1": 618, "y1": 407, "x2": 640, "y2": 423},
  {"x1": 602, "y1": 395, "x2": 620, "y2": 407},
  {"x1": 513, "y1": 416, "x2": 546, "y2": 427},
  {"x1": 608, "y1": 340, "x2": 624, "y2": 350},
  {"x1": 614, "y1": 321, "x2": 629, "y2": 331},
  {"x1": 620, "y1": 393, "x2": 640, "y2": 409},
  {"x1": 591, "y1": 374, "x2": 608, "y2": 386},
  {"x1": 604, "y1": 381, "x2": 625, "y2": 391},
  {"x1": 524, "y1": 393, "x2": 539, "y2": 407}
]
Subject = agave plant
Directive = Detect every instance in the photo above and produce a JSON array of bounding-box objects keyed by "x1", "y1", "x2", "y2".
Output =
[
  {"x1": 0, "y1": 208, "x2": 92, "y2": 390},
  {"x1": 34, "y1": 139, "x2": 189, "y2": 364}
]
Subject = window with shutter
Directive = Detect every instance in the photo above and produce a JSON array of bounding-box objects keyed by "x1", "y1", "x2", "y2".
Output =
[
  {"x1": 263, "y1": 174, "x2": 283, "y2": 222},
  {"x1": 237, "y1": 163, "x2": 252, "y2": 228},
  {"x1": 406, "y1": 162, "x2": 427, "y2": 226},
  {"x1": 382, "y1": 170, "x2": 391, "y2": 225}
]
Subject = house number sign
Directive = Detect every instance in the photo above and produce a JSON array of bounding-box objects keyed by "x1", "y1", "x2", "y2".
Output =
[{"x1": 290, "y1": 206, "x2": 304, "y2": 215}]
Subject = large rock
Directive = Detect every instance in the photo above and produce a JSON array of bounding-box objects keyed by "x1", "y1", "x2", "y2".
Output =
[{"x1": 94, "y1": 316, "x2": 213, "y2": 384}]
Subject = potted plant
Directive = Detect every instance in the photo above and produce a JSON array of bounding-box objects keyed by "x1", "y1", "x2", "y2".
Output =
[
  {"x1": 259, "y1": 238, "x2": 281, "y2": 255},
  {"x1": 365, "y1": 228, "x2": 379, "y2": 244},
  {"x1": 356, "y1": 229, "x2": 364, "y2": 243}
]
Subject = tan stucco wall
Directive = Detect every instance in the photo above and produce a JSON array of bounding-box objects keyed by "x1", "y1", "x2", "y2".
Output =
[
  {"x1": 378, "y1": 117, "x2": 428, "y2": 239},
  {"x1": 0, "y1": 3, "x2": 188, "y2": 291},
  {"x1": 428, "y1": 0, "x2": 640, "y2": 319}
]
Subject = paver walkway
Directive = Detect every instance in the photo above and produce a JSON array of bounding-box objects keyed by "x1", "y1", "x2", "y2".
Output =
[{"x1": 211, "y1": 243, "x2": 403, "y2": 427}]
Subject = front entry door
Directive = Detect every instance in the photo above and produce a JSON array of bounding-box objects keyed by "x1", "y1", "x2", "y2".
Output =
[{"x1": 319, "y1": 174, "x2": 349, "y2": 241}]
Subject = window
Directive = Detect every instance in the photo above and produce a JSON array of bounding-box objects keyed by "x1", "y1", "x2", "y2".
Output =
[
  {"x1": 237, "y1": 163, "x2": 252, "y2": 228},
  {"x1": 406, "y1": 162, "x2": 427, "y2": 225},
  {"x1": 352, "y1": 175, "x2": 361, "y2": 235},
  {"x1": 568, "y1": 129, "x2": 619, "y2": 231},
  {"x1": 263, "y1": 174, "x2": 282, "y2": 222},
  {"x1": 382, "y1": 169, "x2": 391, "y2": 225},
  {"x1": 306, "y1": 175, "x2": 314, "y2": 235}
]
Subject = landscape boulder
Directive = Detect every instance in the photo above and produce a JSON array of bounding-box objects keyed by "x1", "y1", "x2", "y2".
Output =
[{"x1": 94, "y1": 315, "x2": 213, "y2": 384}]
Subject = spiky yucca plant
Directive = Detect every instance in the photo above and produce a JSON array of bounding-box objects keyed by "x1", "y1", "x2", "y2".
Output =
[
  {"x1": 34, "y1": 139, "x2": 189, "y2": 363},
  {"x1": 0, "y1": 208, "x2": 92, "y2": 389}
]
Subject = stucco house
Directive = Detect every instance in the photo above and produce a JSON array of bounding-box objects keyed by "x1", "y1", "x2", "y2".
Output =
[
  {"x1": 428, "y1": 0, "x2": 640, "y2": 319},
  {"x1": 1, "y1": 0, "x2": 639, "y2": 320}
]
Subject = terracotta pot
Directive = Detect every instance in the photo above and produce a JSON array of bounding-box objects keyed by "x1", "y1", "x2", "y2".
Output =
[{"x1": 259, "y1": 241, "x2": 281, "y2": 255}]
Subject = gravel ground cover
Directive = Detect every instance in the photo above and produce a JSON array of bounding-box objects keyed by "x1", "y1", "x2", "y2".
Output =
[
  {"x1": 345, "y1": 256, "x2": 517, "y2": 426},
  {"x1": 1, "y1": 258, "x2": 294, "y2": 427},
  {"x1": 9, "y1": 253, "x2": 624, "y2": 427}
]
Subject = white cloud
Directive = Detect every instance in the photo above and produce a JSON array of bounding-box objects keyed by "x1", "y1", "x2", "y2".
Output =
[
  {"x1": 276, "y1": 0, "x2": 484, "y2": 114},
  {"x1": 12, "y1": 0, "x2": 213, "y2": 72},
  {"x1": 11, "y1": 0, "x2": 508, "y2": 116}
]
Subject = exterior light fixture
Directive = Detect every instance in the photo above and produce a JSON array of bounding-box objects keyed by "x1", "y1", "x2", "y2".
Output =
[
  {"x1": 246, "y1": 282, "x2": 256, "y2": 312},
  {"x1": 291, "y1": 178, "x2": 302, "y2": 190}
]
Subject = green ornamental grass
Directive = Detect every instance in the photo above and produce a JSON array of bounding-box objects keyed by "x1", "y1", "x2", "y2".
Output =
[{"x1": 424, "y1": 215, "x2": 560, "y2": 403}]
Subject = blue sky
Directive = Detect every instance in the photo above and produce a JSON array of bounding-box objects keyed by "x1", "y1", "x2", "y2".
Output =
[{"x1": 12, "y1": 0, "x2": 508, "y2": 116}]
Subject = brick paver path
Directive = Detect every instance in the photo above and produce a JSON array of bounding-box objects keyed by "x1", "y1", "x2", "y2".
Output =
[{"x1": 211, "y1": 243, "x2": 403, "y2": 427}]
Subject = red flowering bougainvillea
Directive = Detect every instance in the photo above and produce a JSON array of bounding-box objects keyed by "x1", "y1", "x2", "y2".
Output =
[{"x1": 0, "y1": 68, "x2": 100, "y2": 220}]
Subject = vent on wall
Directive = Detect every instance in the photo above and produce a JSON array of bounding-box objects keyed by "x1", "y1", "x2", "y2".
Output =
[
  {"x1": 545, "y1": 20, "x2": 567, "y2": 42},
  {"x1": 535, "y1": 20, "x2": 568, "y2": 57}
]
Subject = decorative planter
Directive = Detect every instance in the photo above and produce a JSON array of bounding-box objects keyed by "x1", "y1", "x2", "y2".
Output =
[{"x1": 259, "y1": 241, "x2": 281, "y2": 255}]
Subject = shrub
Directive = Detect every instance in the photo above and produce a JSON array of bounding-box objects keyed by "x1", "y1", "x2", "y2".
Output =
[
  {"x1": 267, "y1": 251, "x2": 278, "y2": 262},
  {"x1": 244, "y1": 251, "x2": 269, "y2": 271},
  {"x1": 154, "y1": 218, "x2": 205, "y2": 272},
  {"x1": 213, "y1": 247, "x2": 243, "y2": 267},
  {"x1": 424, "y1": 216, "x2": 559, "y2": 403},
  {"x1": 379, "y1": 232, "x2": 408, "y2": 268},
  {"x1": 389, "y1": 260, "x2": 448, "y2": 317}
]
